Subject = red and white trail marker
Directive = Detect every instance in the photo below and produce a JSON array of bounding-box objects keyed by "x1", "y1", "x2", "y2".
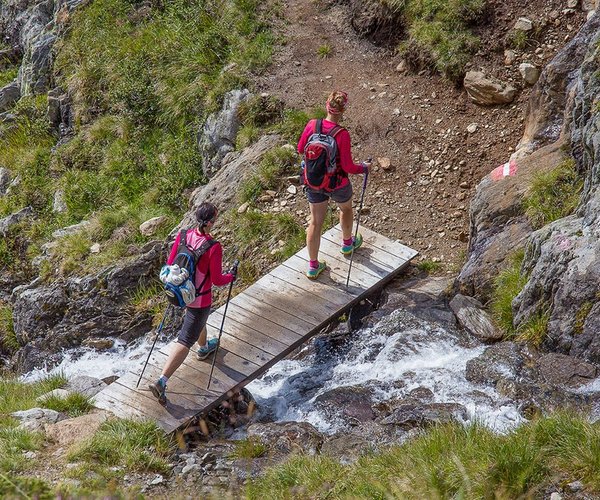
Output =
[{"x1": 491, "y1": 159, "x2": 518, "y2": 181}]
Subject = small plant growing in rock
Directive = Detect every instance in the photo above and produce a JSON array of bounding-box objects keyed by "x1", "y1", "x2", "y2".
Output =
[
  {"x1": 516, "y1": 309, "x2": 550, "y2": 347},
  {"x1": 522, "y1": 157, "x2": 583, "y2": 229},
  {"x1": 317, "y1": 43, "x2": 333, "y2": 59},
  {"x1": 231, "y1": 436, "x2": 268, "y2": 459},
  {"x1": 507, "y1": 30, "x2": 529, "y2": 50},
  {"x1": 40, "y1": 393, "x2": 95, "y2": 418},
  {"x1": 490, "y1": 249, "x2": 527, "y2": 334},
  {"x1": 417, "y1": 259, "x2": 442, "y2": 273}
]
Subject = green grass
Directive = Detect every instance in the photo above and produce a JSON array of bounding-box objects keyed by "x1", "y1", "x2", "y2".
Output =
[
  {"x1": 0, "y1": 303, "x2": 19, "y2": 355},
  {"x1": 239, "y1": 146, "x2": 299, "y2": 203},
  {"x1": 575, "y1": 301, "x2": 594, "y2": 335},
  {"x1": 389, "y1": 0, "x2": 485, "y2": 81},
  {"x1": 515, "y1": 309, "x2": 549, "y2": 347},
  {"x1": 0, "y1": 0, "x2": 275, "y2": 281},
  {"x1": 39, "y1": 393, "x2": 94, "y2": 418},
  {"x1": 67, "y1": 419, "x2": 173, "y2": 474},
  {"x1": 0, "y1": 67, "x2": 18, "y2": 88},
  {"x1": 317, "y1": 43, "x2": 333, "y2": 59},
  {"x1": 231, "y1": 436, "x2": 268, "y2": 459},
  {"x1": 508, "y1": 29, "x2": 529, "y2": 50},
  {"x1": 490, "y1": 249, "x2": 527, "y2": 335},
  {"x1": 0, "y1": 374, "x2": 67, "y2": 423},
  {"x1": 523, "y1": 158, "x2": 583, "y2": 229},
  {"x1": 417, "y1": 259, "x2": 442, "y2": 273},
  {"x1": 0, "y1": 474, "x2": 53, "y2": 500},
  {"x1": 248, "y1": 413, "x2": 600, "y2": 498}
]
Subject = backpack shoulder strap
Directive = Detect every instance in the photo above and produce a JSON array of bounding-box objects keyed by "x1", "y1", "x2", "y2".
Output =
[
  {"x1": 329, "y1": 125, "x2": 344, "y2": 138},
  {"x1": 314, "y1": 119, "x2": 323, "y2": 135},
  {"x1": 194, "y1": 239, "x2": 219, "y2": 295}
]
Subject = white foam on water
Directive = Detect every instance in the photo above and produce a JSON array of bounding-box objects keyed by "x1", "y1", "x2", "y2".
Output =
[
  {"x1": 21, "y1": 337, "x2": 169, "y2": 382},
  {"x1": 249, "y1": 313, "x2": 524, "y2": 434}
]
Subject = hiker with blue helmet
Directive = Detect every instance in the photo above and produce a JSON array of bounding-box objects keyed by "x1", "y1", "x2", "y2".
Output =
[
  {"x1": 150, "y1": 202, "x2": 235, "y2": 405},
  {"x1": 298, "y1": 90, "x2": 372, "y2": 279}
]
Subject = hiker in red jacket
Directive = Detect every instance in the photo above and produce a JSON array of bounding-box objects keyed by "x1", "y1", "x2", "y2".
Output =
[
  {"x1": 149, "y1": 202, "x2": 235, "y2": 405},
  {"x1": 297, "y1": 90, "x2": 371, "y2": 279}
]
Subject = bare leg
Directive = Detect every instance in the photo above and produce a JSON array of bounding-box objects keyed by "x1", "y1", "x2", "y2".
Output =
[
  {"x1": 161, "y1": 343, "x2": 189, "y2": 378},
  {"x1": 197, "y1": 326, "x2": 207, "y2": 348},
  {"x1": 307, "y1": 201, "x2": 329, "y2": 261},
  {"x1": 337, "y1": 198, "x2": 354, "y2": 241}
]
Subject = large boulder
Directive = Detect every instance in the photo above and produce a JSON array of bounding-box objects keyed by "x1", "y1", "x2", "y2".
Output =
[
  {"x1": 516, "y1": 13, "x2": 600, "y2": 157},
  {"x1": 449, "y1": 293, "x2": 501, "y2": 341},
  {"x1": 463, "y1": 71, "x2": 516, "y2": 106},
  {"x1": 455, "y1": 141, "x2": 566, "y2": 301},
  {"x1": 180, "y1": 134, "x2": 284, "y2": 230},
  {"x1": 246, "y1": 421, "x2": 324, "y2": 456},
  {"x1": 314, "y1": 386, "x2": 375, "y2": 423},
  {"x1": 0, "y1": 80, "x2": 20, "y2": 112},
  {"x1": 198, "y1": 89, "x2": 251, "y2": 177}
]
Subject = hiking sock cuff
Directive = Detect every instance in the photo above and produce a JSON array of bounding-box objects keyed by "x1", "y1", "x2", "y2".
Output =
[
  {"x1": 159, "y1": 375, "x2": 169, "y2": 386},
  {"x1": 309, "y1": 259, "x2": 319, "y2": 269},
  {"x1": 343, "y1": 238, "x2": 353, "y2": 246}
]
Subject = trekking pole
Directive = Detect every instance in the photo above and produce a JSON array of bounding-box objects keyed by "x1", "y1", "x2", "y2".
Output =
[
  {"x1": 207, "y1": 260, "x2": 239, "y2": 390},
  {"x1": 136, "y1": 305, "x2": 173, "y2": 388},
  {"x1": 346, "y1": 159, "x2": 371, "y2": 289}
]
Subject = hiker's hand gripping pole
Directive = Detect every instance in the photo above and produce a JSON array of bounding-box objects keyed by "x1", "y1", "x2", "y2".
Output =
[
  {"x1": 207, "y1": 260, "x2": 239, "y2": 390},
  {"x1": 136, "y1": 305, "x2": 173, "y2": 388},
  {"x1": 345, "y1": 158, "x2": 371, "y2": 289}
]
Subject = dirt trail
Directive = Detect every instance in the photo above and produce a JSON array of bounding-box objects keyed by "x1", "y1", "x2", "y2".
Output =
[{"x1": 256, "y1": 0, "x2": 585, "y2": 272}]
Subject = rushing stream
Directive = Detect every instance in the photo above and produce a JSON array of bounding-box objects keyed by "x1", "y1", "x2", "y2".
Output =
[{"x1": 24, "y1": 303, "x2": 523, "y2": 434}]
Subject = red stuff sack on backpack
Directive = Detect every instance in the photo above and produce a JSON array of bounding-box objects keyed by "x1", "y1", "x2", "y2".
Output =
[{"x1": 302, "y1": 119, "x2": 344, "y2": 191}]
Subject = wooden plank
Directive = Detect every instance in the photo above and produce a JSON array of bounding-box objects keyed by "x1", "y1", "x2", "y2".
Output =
[
  {"x1": 130, "y1": 354, "x2": 219, "y2": 403},
  {"x1": 214, "y1": 302, "x2": 303, "y2": 342},
  {"x1": 329, "y1": 225, "x2": 418, "y2": 262},
  {"x1": 300, "y1": 236, "x2": 391, "y2": 281},
  {"x1": 229, "y1": 293, "x2": 316, "y2": 333},
  {"x1": 282, "y1": 255, "x2": 373, "y2": 292},
  {"x1": 158, "y1": 343, "x2": 248, "y2": 390},
  {"x1": 268, "y1": 264, "x2": 358, "y2": 307},
  {"x1": 209, "y1": 309, "x2": 299, "y2": 349},
  {"x1": 96, "y1": 379, "x2": 187, "y2": 429},
  {"x1": 249, "y1": 278, "x2": 338, "y2": 326}
]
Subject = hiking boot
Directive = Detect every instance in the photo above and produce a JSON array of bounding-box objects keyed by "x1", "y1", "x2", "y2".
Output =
[
  {"x1": 149, "y1": 379, "x2": 167, "y2": 406},
  {"x1": 341, "y1": 233, "x2": 363, "y2": 255},
  {"x1": 306, "y1": 261, "x2": 326, "y2": 280},
  {"x1": 197, "y1": 338, "x2": 219, "y2": 360}
]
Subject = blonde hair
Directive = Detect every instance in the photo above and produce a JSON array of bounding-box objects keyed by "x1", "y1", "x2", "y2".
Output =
[{"x1": 326, "y1": 90, "x2": 348, "y2": 115}]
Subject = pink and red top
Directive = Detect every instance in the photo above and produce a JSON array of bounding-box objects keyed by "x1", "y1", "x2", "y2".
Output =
[
  {"x1": 297, "y1": 118, "x2": 365, "y2": 189},
  {"x1": 167, "y1": 229, "x2": 234, "y2": 308}
]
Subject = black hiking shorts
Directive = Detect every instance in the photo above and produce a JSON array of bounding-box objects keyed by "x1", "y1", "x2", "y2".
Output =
[
  {"x1": 177, "y1": 306, "x2": 211, "y2": 348},
  {"x1": 305, "y1": 182, "x2": 353, "y2": 204}
]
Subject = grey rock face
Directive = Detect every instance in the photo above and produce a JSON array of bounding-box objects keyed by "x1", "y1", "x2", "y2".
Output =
[
  {"x1": 18, "y1": 31, "x2": 56, "y2": 94},
  {"x1": 450, "y1": 294, "x2": 502, "y2": 341},
  {"x1": 198, "y1": 89, "x2": 250, "y2": 177},
  {"x1": 0, "y1": 168, "x2": 11, "y2": 195},
  {"x1": 456, "y1": 141, "x2": 565, "y2": 301},
  {"x1": 66, "y1": 375, "x2": 107, "y2": 397},
  {"x1": 179, "y1": 134, "x2": 284, "y2": 230},
  {"x1": 246, "y1": 421, "x2": 324, "y2": 456},
  {"x1": 11, "y1": 407, "x2": 61, "y2": 431},
  {"x1": 11, "y1": 241, "x2": 165, "y2": 372},
  {"x1": 379, "y1": 402, "x2": 468, "y2": 428},
  {"x1": 0, "y1": 80, "x2": 21, "y2": 112},
  {"x1": 517, "y1": 13, "x2": 600, "y2": 156},
  {"x1": 0, "y1": 206, "x2": 34, "y2": 235}
]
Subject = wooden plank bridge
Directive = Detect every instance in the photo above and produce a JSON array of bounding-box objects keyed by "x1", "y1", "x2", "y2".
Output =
[{"x1": 94, "y1": 225, "x2": 418, "y2": 433}]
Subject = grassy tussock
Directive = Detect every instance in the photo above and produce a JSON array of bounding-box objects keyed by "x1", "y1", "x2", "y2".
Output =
[
  {"x1": 39, "y1": 393, "x2": 94, "y2": 418},
  {"x1": 232, "y1": 436, "x2": 268, "y2": 459},
  {"x1": 523, "y1": 158, "x2": 583, "y2": 229},
  {"x1": 67, "y1": 419, "x2": 172, "y2": 473},
  {"x1": 490, "y1": 249, "x2": 527, "y2": 335},
  {"x1": 248, "y1": 413, "x2": 600, "y2": 498},
  {"x1": 239, "y1": 146, "x2": 298, "y2": 203},
  {"x1": 386, "y1": 0, "x2": 485, "y2": 81},
  {"x1": 0, "y1": 303, "x2": 19, "y2": 355}
]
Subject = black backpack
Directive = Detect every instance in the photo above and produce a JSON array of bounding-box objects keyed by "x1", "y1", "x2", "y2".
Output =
[{"x1": 164, "y1": 229, "x2": 217, "y2": 307}]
